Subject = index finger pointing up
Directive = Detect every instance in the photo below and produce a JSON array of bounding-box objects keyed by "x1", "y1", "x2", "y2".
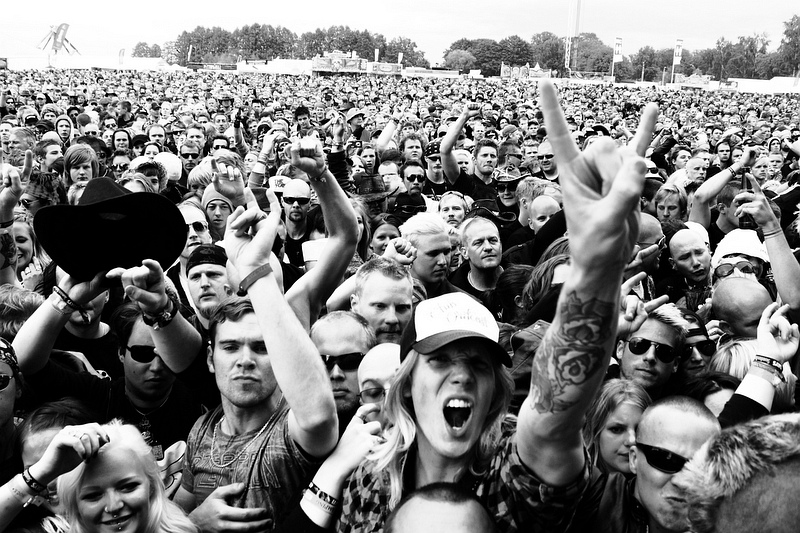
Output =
[{"x1": 539, "y1": 80, "x2": 580, "y2": 163}]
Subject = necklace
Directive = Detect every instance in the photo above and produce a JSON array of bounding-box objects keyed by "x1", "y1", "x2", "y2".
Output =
[{"x1": 211, "y1": 395, "x2": 284, "y2": 469}]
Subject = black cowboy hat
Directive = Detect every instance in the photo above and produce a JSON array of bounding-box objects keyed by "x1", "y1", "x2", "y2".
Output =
[{"x1": 34, "y1": 178, "x2": 187, "y2": 281}]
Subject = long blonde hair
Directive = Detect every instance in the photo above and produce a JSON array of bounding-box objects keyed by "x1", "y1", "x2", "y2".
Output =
[{"x1": 369, "y1": 348, "x2": 513, "y2": 509}]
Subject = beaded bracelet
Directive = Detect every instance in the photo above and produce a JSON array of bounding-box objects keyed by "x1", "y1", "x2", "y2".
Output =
[{"x1": 308, "y1": 481, "x2": 340, "y2": 507}]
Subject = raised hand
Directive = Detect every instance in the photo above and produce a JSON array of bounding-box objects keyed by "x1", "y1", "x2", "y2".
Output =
[
  {"x1": 0, "y1": 149, "x2": 29, "y2": 219},
  {"x1": 463, "y1": 102, "x2": 481, "y2": 119},
  {"x1": 106, "y1": 259, "x2": 169, "y2": 314},
  {"x1": 223, "y1": 189, "x2": 281, "y2": 279},
  {"x1": 756, "y1": 303, "x2": 800, "y2": 364},
  {"x1": 28, "y1": 423, "x2": 110, "y2": 485},
  {"x1": 539, "y1": 80, "x2": 658, "y2": 273},
  {"x1": 210, "y1": 157, "x2": 246, "y2": 208},
  {"x1": 290, "y1": 137, "x2": 326, "y2": 179}
]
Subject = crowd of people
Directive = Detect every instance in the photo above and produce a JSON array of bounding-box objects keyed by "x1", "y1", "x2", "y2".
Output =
[{"x1": 0, "y1": 67, "x2": 799, "y2": 533}]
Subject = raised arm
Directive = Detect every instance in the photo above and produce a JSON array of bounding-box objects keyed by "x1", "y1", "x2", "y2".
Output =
[
  {"x1": 224, "y1": 195, "x2": 338, "y2": 457},
  {"x1": 286, "y1": 137, "x2": 358, "y2": 330},
  {"x1": 689, "y1": 148, "x2": 753, "y2": 227},
  {"x1": 374, "y1": 108, "x2": 402, "y2": 154},
  {"x1": 0, "y1": 150, "x2": 26, "y2": 287},
  {"x1": 440, "y1": 104, "x2": 480, "y2": 185},
  {"x1": 517, "y1": 80, "x2": 658, "y2": 486},
  {"x1": 106, "y1": 260, "x2": 204, "y2": 374},
  {"x1": 736, "y1": 176, "x2": 800, "y2": 310}
]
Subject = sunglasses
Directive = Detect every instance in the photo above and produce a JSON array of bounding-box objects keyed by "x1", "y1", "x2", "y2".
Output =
[
  {"x1": 85, "y1": 131, "x2": 99, "y2": 136},
  {"x1": 636, "y1": 442, "x2": 690, "y2": 474},
  {"x1": 714, "y1": 261, "x2": 755, "y2": 279},
  {"x1": 496, "y1": 182, "x2": 518, "y2": 193},
  {"x1": 126, "y1": 345, "x2": 159, "y2": 364},
  {"x1": 405, "y1": 174, "x2": 426, "y2": 183},
  {"x1": 283, "y1": 196, "x2": 310, "y2": 206},
  {"x1": 427, "y1": 155, "x2": 441, "y2": 162},
  {"x1": 539, "y1": 154, "x2": 554, "y2": 160},
  {"x1": 180, "y1": 152, "x2": 200, "y2": 160},
  {"x1": 686, "y1": 339, "x2": 716, "y2": 358},
  {"x1": 321, "y1": 352, "x2": 365, "y2": 371},
  {"x1": 112, "y1": 163, "x2": 129, "y2": 171},
  {"x1": 396, "y1": 204, "x2": 426, "y2": 215},
  {"x1": 187, "y1": 221, "x2": 209, "y2": 233},
  {"x1": 19, "y1": 198, "x2": 38, "y2": 209},
  {"x1": 358, "y1": 387, "x2": 387, "y2": 403},
  {"x1": 627, "y1": 337, "x2": 681, "y2": 364},
  {"x1": 0, "y1": 374, "x2": 11, "y2": 392}
]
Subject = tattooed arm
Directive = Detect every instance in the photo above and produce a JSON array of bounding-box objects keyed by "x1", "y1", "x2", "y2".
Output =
[
  {"x1": 516, "y1": 81, "x2": 659, "y2": 486},
  {"x1": 0, "y1": 149, "x2": 26, "y2": 287}
]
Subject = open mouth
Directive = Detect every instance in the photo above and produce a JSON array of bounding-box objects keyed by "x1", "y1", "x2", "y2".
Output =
[
  {"x1": 103, "y1": 515, "x2": 132, "y2": 528},
  {"x1": 443, "y1": 398, "x2": 473, "y2": 430}
]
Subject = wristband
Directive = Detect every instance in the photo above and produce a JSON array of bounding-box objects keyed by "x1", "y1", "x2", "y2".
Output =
[
  {"x1": 142, "y1": 290, "x2": 179, "y2": 331},
  {"x1": 22, "y1": 468, "x2": 47, "y2": 493},
  {"x1": 310, "y1": 164, "x2": 328, "y2": 182},
  {"x1": 302, "y1": 489, "x2": 335, "y2": 514},
  {"x1": 763, "y1": 227, "x2": 783, "y2": 239},
  {"x1": 0, "y1": 219, "x2": 13, "y2": 229},
  {"x1": 308, "y1": 481, "x2": 340, "y2": 506},
  {"x1": 237, "y1": 264, "x2": 273, "y2": 296},
  {"x1": 754, "y1": 355, "x2": 785, "y2": 380},
  {"x1": 49, "y1": 292, "x2": 73, "y2": 316},
  {"x1": 52, "y1": 286, "x2": 90, "y2": 325}
]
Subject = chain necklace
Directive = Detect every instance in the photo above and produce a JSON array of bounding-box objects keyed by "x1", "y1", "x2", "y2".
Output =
[{"x1": 211, "y1": 395, "x2": 283, "y2": 469}]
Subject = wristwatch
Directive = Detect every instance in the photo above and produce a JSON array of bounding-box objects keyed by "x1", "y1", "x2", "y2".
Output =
[{"x1": 142, "y1": 291, "x2": 179, "y2": 330}]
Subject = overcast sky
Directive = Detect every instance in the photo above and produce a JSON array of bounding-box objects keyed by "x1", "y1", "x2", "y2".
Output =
[{"x1": 1, "y1": 1, "x2": 796, "y2": 66}]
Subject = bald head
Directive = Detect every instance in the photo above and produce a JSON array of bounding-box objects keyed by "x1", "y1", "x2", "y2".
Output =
[
  {"x1": 712, "y1": 278, "x2": 772, "y2": 337},
  {"x1": 358, "y1": 343, "x2": 401, "y2": 391},
  {"x1": 669, "y1": 229, "x2": 711, "y2": 284},
  {"x1": 638, "y1": 213, "x2": 664, "y2": 274},
  {"x1": 283, "y1": 178, "x2": 310, "y2": 198}
]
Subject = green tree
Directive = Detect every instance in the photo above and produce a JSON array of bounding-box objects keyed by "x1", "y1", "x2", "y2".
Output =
[
  {"x1": 132, "y1": 42, "x2": 152, "y2": 58},
  {"x1": 630, "y1": 46, "x2": 659, "y2": 81},
  {"x1": 778, "y1": 14, "x2": 800, "y2": 75},
  {"x1": 530, "y1": 31, "x2": 565, "y2": 73},
  {"x1": 572, "y1": 33, "x2": 612, "y2": 73},
  {"x1": 385, "y1": 36, "x2": 428, "y2": 67},
  {"x1": 444, "y1": 49, "x2": 476, "y2": 71},
  {"x1": 498, "y1": 35, "x2": 532, "y2": 66}
]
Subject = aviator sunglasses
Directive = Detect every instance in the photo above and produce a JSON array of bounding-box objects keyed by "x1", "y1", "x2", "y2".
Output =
[{"x1": 626, "y1": 337, "x2": 681, "y2": 364}]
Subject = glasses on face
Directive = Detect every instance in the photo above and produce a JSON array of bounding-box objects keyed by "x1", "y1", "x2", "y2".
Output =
[
  {"x1": 714, "y1": 261, "x2": 755, "y2": 279},
  {"x1": 187, "y1": 221, "x2": 209, "y2": 233},
  {"x1": 686, "y1": 338, "x2": 715, "y2": 358},
  {"x1": 320, "y1": 352, "x2": 365, "y2": 371},
  {"x1": 539, "y1": 154, "x2": 554, "y2": 160},
  {"x1": 19, "y1": 198, "x2": 38, "y2": 209},
  {"x1": 112, "y1": 163, "x2": 129, "y2": 171},
  {"x1": 405, "y1": 174, "x2": 426, "y2": 183},
  {"x1": 396, "y1": 204, "x2": 426, "y2": 215},
  {"x1": 627, "y1": 337, "x2": 680, "y2": 364},
  {"x1": 427, "y1": 155, "x2": 441, "y2": 162},
  {"x1": 635, "y1": 442, "x2": 690, "y2": 474},
  {"x1": 496, "y1": 182, "x2": 518, "y2": 193},
  {"x1": 283, "y1": 196, "x2": 310, "y2": 206},
  {"x1": 213, "y1": 144, "x2": 227, "y2": 150},
  {"x1": 358, "y1": 387, "x2": 387, "y2": 403},
  {"x1": 85, "y1": 131, "x2": 99, "y2": 136},
  {"x1": 638, "y1": 236, "x2": 666, "y2": 251},
  {"x1": 126, "y1": 345, "x2": 159, "y2": 364},
  {"x1": 180, "y1": 152, "x2": 200, "y2": 160},
  {"x1": 0, "y1": 374, "x2": 11, "y2": 392}
]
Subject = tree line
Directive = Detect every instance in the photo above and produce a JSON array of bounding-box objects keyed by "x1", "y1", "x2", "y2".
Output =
[{"x1": 131, "y1": 15, "x2": 800, "y2": 81}]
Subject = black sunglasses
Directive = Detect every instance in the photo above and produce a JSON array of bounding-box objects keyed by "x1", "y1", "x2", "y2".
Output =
[
  {"x1": 539, "y1": 154, "x2": 554, "y2": 160},
  {"x1": 405, "y1": 174, "x2": 426, "y2": 183},
  {"x1": 180, "y1": 152, "x2": 200, "y2": 160},
  {"x1": 321, "y1": 352, "x2": 365, "y2": 371},
  {"x1": 496, "y1": 182, "x2": 518, "y2": 193},
  {"x1": 19, "y1": 198, "x2": 38, "y2": 209},
  {"x1": 112, "y1": 163, "x2": 129, "y2": 171},
  {"x1": 0, "y1": 374, "x2": 11, "y2": 392},
  {"x1": 187, "y1": 221, "x2": 208, "y2": 233},
  {"x1": 126, "y1": 345, "x2": 159, "y2": 364},
  {"x1": 627, "y1": 337, "x2": 681, "y2": 364},
  {"x1": 714, "y1": 261, "x2": 755, "y2": 279},
  {"x1": 636, "y1": 442, "x2": 690, "y2": 474},
  {"x1": 283, "y1": 196, "x2": 310, "y2": 206},
  {"x1": 686, "y1": 339, "x2": 716, "y2": 358},
  {"x1": 396, "y1": 204, "x2": 426, "y2": 215}
]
